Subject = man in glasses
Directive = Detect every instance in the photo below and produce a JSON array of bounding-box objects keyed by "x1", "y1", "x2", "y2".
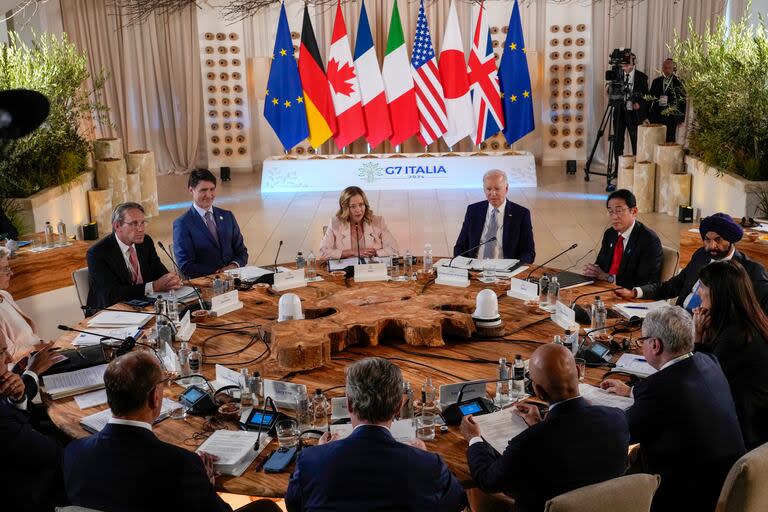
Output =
[
  {"x1": 86, "y1": 202, "x2": 181, "y2": 312},
  {"x1": 583, "y1": 189, "x2": 662, "y2": 288},
  {"x1": 601, "y1": 305, "x2": 745, "y2": 512}
]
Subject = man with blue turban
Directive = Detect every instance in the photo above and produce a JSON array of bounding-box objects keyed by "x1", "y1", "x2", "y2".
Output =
[{"x1": 615, "y1": 213, "x2": 768, "y2": 311}]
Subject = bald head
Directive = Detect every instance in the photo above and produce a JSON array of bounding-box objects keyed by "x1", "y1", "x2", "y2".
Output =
[
  {"x1": 104, "y1": 351, "x2": 163, "y2": 418},
  {"x1": 528, "y1": 344, "x2": 580, "y2": 404}
]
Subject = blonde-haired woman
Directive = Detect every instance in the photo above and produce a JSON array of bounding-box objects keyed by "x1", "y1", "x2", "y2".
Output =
[{"x1": 319, "y1": 186, "x2": 399, "y2": 260}]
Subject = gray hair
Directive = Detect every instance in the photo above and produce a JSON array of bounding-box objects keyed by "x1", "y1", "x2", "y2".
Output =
[
  {"x1": 483, "y1": 169, "x2": 508, "y2": 186},
  {"x1": 345, "y1": 357, "x2": 403, "y2": 423},
  {"x1": 0, "y1": 246, "x2": 10, "y2": 260},
  {"x1": 111, "y1": 202, "x2": 145, "y2": 227},
  {"x1": 642, "y1": 305, "x2": 694, "y2": 355}
]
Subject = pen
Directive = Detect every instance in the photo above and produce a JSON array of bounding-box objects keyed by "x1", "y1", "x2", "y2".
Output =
[{"x1": 625, "y1": 305, "x2": 648, "y2": 310}]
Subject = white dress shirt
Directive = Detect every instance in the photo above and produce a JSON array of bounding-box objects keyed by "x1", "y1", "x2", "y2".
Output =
[
  {"x1": 108, "y1": 417, "x2": 153, "y2": 431},
  {"x1": 114, "y1": 236, "x2": 153, "y2": 295},
  {"x1": 616, "y1": 221, "x2": 635, "y2": 254},
  {"x1": 480, "y1": 199, "x2": 506, "y2": 259},
  {"x1": 634, "y1": 244, "x2": 734, "y2": 298}
]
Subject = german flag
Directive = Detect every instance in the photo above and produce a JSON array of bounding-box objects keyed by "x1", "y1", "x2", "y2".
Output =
[{"x1": 299, "y1": 5, "x2": 337, "y2": 148}]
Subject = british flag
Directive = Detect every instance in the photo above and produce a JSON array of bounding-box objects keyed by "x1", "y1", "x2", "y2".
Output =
[
  {"x1": 410, "y1": 0, "x2": 447, "y2": 147},
  {"x1": 468, "y1": 2, "x2": 505, "y2": 145}
]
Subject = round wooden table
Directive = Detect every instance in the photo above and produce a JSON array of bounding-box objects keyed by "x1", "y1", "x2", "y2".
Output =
[{"x1": 45, "y1": 263, "x2": 634, "y2": 497}]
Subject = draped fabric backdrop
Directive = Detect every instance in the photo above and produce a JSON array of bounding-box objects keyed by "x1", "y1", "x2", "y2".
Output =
[
  {"x1": 60, "y1": 0, "x2": 732, "y2": 173},
  {"x1": 62, "y1": 0, "x2": 203, "y2": 174}
]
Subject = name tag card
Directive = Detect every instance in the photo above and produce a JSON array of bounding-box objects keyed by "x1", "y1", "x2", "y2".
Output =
[
  {"x1": 210, "y1": 290, "x2": 244, "y2": 316},
  {"x1": 507, "y1": 277, "x2": 539, "y2": 301},
  {"x1": 174, "y1": 310, "x2": 197, "y2": 342},
  {"x1": 551, "y1": 300, "x2": 577, "y2": 330},
  {"x1": 272, "y1": 268, "x2": 307, "y2": 292},
  {"x1": 435, "y1": 265, "x2": 470, "y2": 288},
  {"x1": 353, "y1": 263, "x2": 388, "y2": 282},
  {"x1": 263, "y1": 379, "x2": 308, "y2": 409}
]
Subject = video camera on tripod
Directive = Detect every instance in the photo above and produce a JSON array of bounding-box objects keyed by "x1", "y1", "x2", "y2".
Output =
[{"x1": 605, "y1": 48, "x2": 634, "y2": 103}]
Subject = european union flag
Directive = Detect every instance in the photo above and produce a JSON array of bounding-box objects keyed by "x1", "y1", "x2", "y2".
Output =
[
  {"x1": 264, "y1": 3, "x2": 309, "y2": 151},
  {"x1": 499, "y1": 0, "x2": 534, "y2": 144}
]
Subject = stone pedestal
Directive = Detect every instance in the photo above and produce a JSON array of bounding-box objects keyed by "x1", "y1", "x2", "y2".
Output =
[
  {"x1": 633, "y1": 162, "x2": 656, "y2": 213},
  {"x1": 126, "y1": 173, "x2": 141, "y2": 203},
  {"x1": 93, "y1": 138, "x2": 123, "y2": 161},
  {"x1": 637, "y1": 124, "x2": 666, "y2": 163},
  {"x1": 667, "y1": 173, "x2": 692, "y2": 216},
  {"x1": 95, "y1": 158, "x2": 128, "y2": 207},
  {"x1": 87, "y1": 188, "x2": 113, "y2": 238},
  {"x1": 617, "y1": 155, "x2": 636, "y2": 191},
  {"x1": 654, "y1": 143, "x2": 684, "y2": 212},
  {"x1": 126, "y1": 150, "x2": 159, "y2": 217}
]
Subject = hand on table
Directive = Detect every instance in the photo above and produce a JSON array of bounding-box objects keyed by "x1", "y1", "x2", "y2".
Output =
[
  {"x1": 198, "y1": 451, "x2": 220, "y2": 485},
  {"x1": 460, "y1": 415, "x2": 481, "y2": 442},
  {"x1": 600, "y1": 379, "x2": 632, "y2": 397},
  {"x1": 614, "y1": 288, "x2": 637, "y2": 299},
  {"x1": 153, "y1": 272, "x2": 182, "y2": 293},
  {"x1": 513, "y1": 403, "x2": 543, "y2": 427},
  {"x1": 0, "y1": 370, "x2": 25, "y2": 401},
  {"x1": 217, "y1": 263, "x2": 239, "y2": 273},
  {"x1": 582, "y1": 263, "x2": 609, "y2": 282}
]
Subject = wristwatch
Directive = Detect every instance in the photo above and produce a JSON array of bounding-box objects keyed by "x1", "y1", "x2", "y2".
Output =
[{"x1": 607, "y1": 275, "x2": 616, "y2": 284}]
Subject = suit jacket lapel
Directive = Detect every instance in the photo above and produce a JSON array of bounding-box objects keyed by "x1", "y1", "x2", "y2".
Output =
[
  {"x1": 190, "y1": 207, "x2": 219, "y2": 247},
  {"x1": 108, "y1": 234, "x2": 133, "y2": 285},
  {"x1": 212, "y1": 207, "x2": 226, "y2": 248},
  {"x1": 618, "y1": 223, "x2": 641, "y2": 274},
  {"x1": 501, "y1": 201, "x2": 514, "y2": 256}
]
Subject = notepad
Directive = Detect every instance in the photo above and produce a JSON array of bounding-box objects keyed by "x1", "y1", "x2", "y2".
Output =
[
  {"x1": 579, "y1": 383, "x2": 634, "y2": 411},
  {"x1": 196, "y1": 430, "x2": 272, "y2": 476},
  {"x1": 614, "y1": 353, "x2": 657, "y2": 377},
  {"x1": 42, "y1": 364, "x2": 108, "y2": 400},
  {"x1": 87, "y1": 311, "x2": 152, "y2": 328},
  {"x1": 471, "y1": 408, "x2": 529, "y2": 455},
  {"x1": 72, "y1": 328, "x2": 142, "y2": 347},
  {"x1": 226, "y1": 266, "x2": 274, "y2": 280},
  {"x1": 79, "y1": 398, "x2": 181, "y2": 433},
  {"x1": 437, "y1": 257, "x2": 520, "y2": 271},
  {"x1": 147, "y1": 285, "x2": 197, "y2": 301},
  {"x1": 613, "y1": 300, "x2": 669, "y2": 319}
]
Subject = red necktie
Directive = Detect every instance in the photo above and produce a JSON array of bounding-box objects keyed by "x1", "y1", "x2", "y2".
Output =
[
  {"x1": 608, "y1": 235, "x2": 624, "y2": 276},
  {"x1": 128, "y1": 246, "x2": 143, "y2": 285}
]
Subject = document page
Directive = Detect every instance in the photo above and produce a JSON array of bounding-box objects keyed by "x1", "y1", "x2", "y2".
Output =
[
  {"x1": 42, "y1": 364, "x2": 108, "y2": 399},
  {"x1": 472, "y1": 408, "x2": 529, "y2": 455},
  {"x1": 579, "y1": 384, "x2": 634, "y2": 411},
  {"x1": 88, "y1": 311, "x2": 152, "y2": 328},
  {"x1": 196, "y1": 430, "x2": 266, "y2": 466}
]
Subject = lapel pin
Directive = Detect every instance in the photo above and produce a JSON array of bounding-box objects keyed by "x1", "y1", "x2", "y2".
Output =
[{"x1": 219, "y1": 216, "x2": 224, "y2": 220}]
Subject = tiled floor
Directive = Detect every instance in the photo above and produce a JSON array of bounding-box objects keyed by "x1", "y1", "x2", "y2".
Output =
[{"x1": 148, "y1": 165, "x2": 684, "y2": 270}]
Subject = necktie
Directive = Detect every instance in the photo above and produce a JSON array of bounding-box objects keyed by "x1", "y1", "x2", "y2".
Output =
[
  {"x1": 608, "y1": 235, "x2": 624, "y2": 276},
  {"x1": 483, "y1": 209, "x2": 499, "y2": 259},
  {"x1": 128, "y1": 245, "x2": 143, "y2": 285},
  {"x1": 205, "y1": 211, "x2": 219, "y2": 245}
]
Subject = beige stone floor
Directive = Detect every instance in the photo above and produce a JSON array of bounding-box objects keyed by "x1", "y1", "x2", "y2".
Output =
[{"x1": 147, "y1": 165, "x2": 684, "y2": 270}]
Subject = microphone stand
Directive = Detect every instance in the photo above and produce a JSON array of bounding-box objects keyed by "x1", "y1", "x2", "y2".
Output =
[
  {"x1": 274, "y1": 240, "x2": 283, "y2": 273},
  {"x1": 448, "y1": 236, "x2": 497, "y2": 268},
  {"x1": 57, "y1": 325, "x2": 137, "y2": 357},
  {"x1": 157, "y1": 241, "x2": 206, "y2": 311},
  {"x1": 355, "y1": 223, "x2": 365, "y2": 264},
  {"x1": 524, "y1": 243, "x2": 578, "y2": 281},
  {"x1": 570, "y1": 287, "x2": 621, "y2": 325}
]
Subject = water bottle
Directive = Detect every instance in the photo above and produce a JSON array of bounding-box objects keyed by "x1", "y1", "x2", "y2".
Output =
[
  {"x1": 400, "y1": 381, "x2": 414, "y2": 420},
  {"x1": 295, "y1": 387, "x2": 311, "y2": 431},
  {"x1": 538, "y1": 274, "x2": 550, "y2": 305},
  {"x1": 250, "y1": 371, "x2": 262, "y2": 407},
  {"x1": 168, "y1": 289, "x2": 179, "y2": 323},
  {"x1": 44, "y1": 221, "x2": 54, "y2": 248},
  {"x1": 496, "y1": 357, "x2": 510, "y2": 406},
  {"x1": 566, "y1": 329, "x2": 580, "y2": 355},
  {"x1": 178, "y1": 341, "x2": 191, "y2": 379},
  {"x1": 311, "y1": 388, "x2": 329, "y2": 430},
  {"x1": 418, "y1": 377, "x2": 437, "y2": 441},
  {"x1": 154, "y1": 297, "x2": 171, "y2": 356},
  {"x1": 295, "y1": 251, "x2": 306, "y2": 269},
  {"x1": 56, "y1": 220, "x2": 67, "y2": 246},
  {"x1": 187, "y1": 347, "x2": 203, "y2": 386},
  {"x1": 423, "y1": 243, "x2": 433, "y2": 272},
  {"x1": 547, "y1": 276, "x2": 560, "y2": 308},
  {"x1": 404, "y1": 249, "x2": 413, "y2": 280},
  {"x1": 212, "y1": 275, "x2": 223, "y2": 296},
  {"x1": 306, "y1": 251, "x2": 317, "y2": 280},
  {"x1": 591, "y1": 297, "x2": 607, "y2": 332},
  {"x1": 513, "y1": 355, "x2": 525, "y2": 396},
  {"x1": 239, "y1": 368, "x2": 253, "y2": 408},
  {"x1": 563, "y1": 329, "x2": 574, "y2": 353},
  {"x1": 553, "y1": 334, "x2": 563, "y2": 345}
]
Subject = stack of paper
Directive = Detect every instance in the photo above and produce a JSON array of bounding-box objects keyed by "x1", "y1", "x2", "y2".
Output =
[
  {"x1": 437, "y1": 257, "x2": 520, "y2": 272},
  {"x1": 42, "y1": 364, "x2": 108, "y2": 400},
  {"x1": 79, "y1": 398, "x2": 182, "y2": 433},
  {"x1": 330, "y1": 419, "x2": 416, "y2": 443},
  {"x1": 471, "y1": 408, "x2": 529, "y2": 455},
  {"x1": 614, "y1": 353, "x2": 657, "y2": 377},
  {"x1": 88, "y1": 311, "x2": 152, "y2": 328},
  {"x1": 72, "y1": 328, "x2": 142, "y2": 347},
  {"x1": 196, "y1": 430, "x2": 272, "y2": 476},
  {"x1": 613, "y1": 300, "x2": 669, "y2": 319},
  {"x1": 225, "y1": 266, "x2": 274, "y2": 281},
  {"x1": 579, "y1": 383, "x2": 634, "y2": 410},
  {"x1": 148, "y1": 285, "x2": 197, "y2": 301}
]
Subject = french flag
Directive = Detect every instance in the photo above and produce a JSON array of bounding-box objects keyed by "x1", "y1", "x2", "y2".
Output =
[{"x1": 354, "y1": 0, "x2": 392, "y2": 148}]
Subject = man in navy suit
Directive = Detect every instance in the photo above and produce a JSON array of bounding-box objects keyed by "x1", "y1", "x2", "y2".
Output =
[
  {"x1": 461, "y1": 344, "x2": 629, "y2": 512},
  {"x1": 454, "y1": 169, "x2": 535, "y2": 264},
  {"x1": 63, "y1": 351, "x2": 231, "y2": 512},
  {"x1": 173, "y1": 169, "x2": 248, "y2": 278},
  {"x1": 583, "y1": 189, "x2": 663, "y2": 289},
  {"x1": 87, "y1": 202, "x2": 181, "y2": 312},
  {"x1": 285, "y1": 357, "x2": 466, "y2": 512},
  {"x1": 602, "y1": 305, "x2": 746, "y2": 512}
]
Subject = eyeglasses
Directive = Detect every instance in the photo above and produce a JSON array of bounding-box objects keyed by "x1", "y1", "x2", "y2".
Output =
[
  {"x1": 0, "y1": 266, "x2": 12, "y2": 276},
  {"x1": 123, "y1": 220, "x2": 149, "y2": 229},
  {"x1": 636, "y1": 336, "x2": 655, "y2": 344},
  {"x1": 606, "y1": 207, "x2": 629, "y2": 216}
]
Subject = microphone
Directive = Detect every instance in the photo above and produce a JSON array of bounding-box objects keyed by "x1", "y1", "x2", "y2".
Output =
[
  {"x1": 448, "y1": 237, "x2": 497, "y2": 268},
  {"x1": 157, "y1": 241, "x2": 207, "y2": 312},
  {"x1": 83, "y1": 306, "x2": 177, "y2": 336},
  {"x1": 524, "y1": 243, "x2": 578, "y2": 280},
  {"x1": 274, "y1": 240, "x2": 283, "y2": 273},
  {"x1": 355, "y1": 224, "x2": 365, "y2": 264},
  {"x1": 569, "y1": 287, "x2": 621, "y2": 325},
  {"x1": 558, "y1": 249, "x2": 595, "y2": 273},
  {"x1": 442, "y1": 376, "x2": 513, "y2": 425},
  {"x1": 58, "y1": 324, "x2": 136, "y2": 356}
]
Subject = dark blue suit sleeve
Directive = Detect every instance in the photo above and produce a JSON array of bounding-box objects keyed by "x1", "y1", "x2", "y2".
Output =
[
  {"x1": 454, "y1": 208, "x2": 472, "y2": 257},
  {"x1": 173, "y1": 216, "x2": 211, "y2": 279},
  {"x1": 517, "y1": 208, "x2": 536, "y2": 264},
  {"x1": 433, "y1": 453, "x2": 467, "y2": 511},
  {"x1": 285, "y1": 452, "x2": 303, "y2": 512},
  {"x1": 178, "y1": 451, "x2": 232, "y2": 512},
  {"x1": 228, "y1": 213, "x2": 248, "y2": 267}
]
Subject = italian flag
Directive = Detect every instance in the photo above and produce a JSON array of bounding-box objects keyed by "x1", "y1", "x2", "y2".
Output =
[{"x1": 382, "y1": 1, "x2": 419, "y2": 147}]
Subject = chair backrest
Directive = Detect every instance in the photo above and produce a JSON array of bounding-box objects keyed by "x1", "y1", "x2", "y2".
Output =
[
  {"x1": 717, "y1": 442, "x2": 768, "y2": 512},
  {"x1": 544, "y1": 474, "x2": 660, "y2": 512},
  {"x1": 660, "y1": 245, "x2": 680, "y2": 282},
  {"x1": 72, "y1": 267, "x2": 90, "y2": 310}
]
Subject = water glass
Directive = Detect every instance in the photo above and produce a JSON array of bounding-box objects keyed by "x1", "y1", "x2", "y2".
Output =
[
  {"x1": 276, "y1": 419, "x2": 300, "y2": 448},
  {"x1": 169, "y1": 404, "x2": 187, "y2": 420},
  {"x1": 101, "y1": 339, "x2": 124, "y2": 362},
  {"x1": 575, "y1": 358, "x2": 587, "y2": 382},
  {"x1": 416, "y1": 413, "x2": 436, "y2": 441}
]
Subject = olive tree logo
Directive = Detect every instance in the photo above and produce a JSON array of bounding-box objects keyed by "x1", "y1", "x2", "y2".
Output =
[{"x1": 357, "y1": 161, "x2": 384, "y2": 183}]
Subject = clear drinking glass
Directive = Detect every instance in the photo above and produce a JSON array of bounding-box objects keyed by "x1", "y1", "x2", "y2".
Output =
[
  {"x1": 276, "y1": 419, "x2": 300, "y2": 448},
  {"x1": 416, "y1": 413, "x2": 436, "y2": 441},
  {"x1": 169, "y1": 404, "x2": 187, "y2": 420},
  {"x1": 575, "y1": 358, "x2": 587, "y2": 382}
]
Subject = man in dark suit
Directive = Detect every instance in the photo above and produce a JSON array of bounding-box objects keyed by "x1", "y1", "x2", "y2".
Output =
[
  {"x1": 86, "y1": 202, "x2": 181, "y2": 312},
  {"x1": 648, "y1": 59, "x2": 686, "y2": 142},
  {"x1": 285, "y1": 357, "x2": 466, "y2": 512},
  {"x1": 173, "y1": 168, "x2": 248, "y2": 278},
  {"x1": 454, "y1": 169, "x2": 535, "y2": 264},
  {"x1": 0, "y1": 336, "x2": 66, "y2": 512},
  {"x1": 461, "y1": 344, "x2": 629, "y2": 512},
  {"x1": 602, "y1": 305, "x2": 746, "y2": 512},
  {"x1": 615, "y1": 212, "x2": 768, "y2": 311},
  {"x1": 63, "y1": 351, "x2": 231, "y2": 512},
  {"x1": 583, "y1": 189, "x2": 662, "y2": 289},
  {"x1": 613, "y1": 53, "x2": 649, "y2": 170}
]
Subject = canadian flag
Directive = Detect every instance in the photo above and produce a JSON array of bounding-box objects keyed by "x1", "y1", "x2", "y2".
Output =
[
  {"x1": 327, "y1": 1, "x2": 366, "y2": 149},
  {"x1": 439, "y1": 0, "x2": 473, "y2": 147}
]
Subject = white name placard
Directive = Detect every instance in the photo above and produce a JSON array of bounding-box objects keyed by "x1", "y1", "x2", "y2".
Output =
[
  {"x1": 272, "y1": 268, "x2": 307, "y2": 292},
  {"x1": 174, "y1": 310, "x2": 197, "y2": 342},
  {"x1": 551, "y1": 300, "x2": 577, "y2": 330},
  {"x1": 353, "y1": 263, "x2": 388, "y2": 282},
  {"x1": 507, "y1": 278, "x2": 539, "y2": 301},
  {"x1": 210, "y1": 290, "x2": 243, "y2": 316},
  {"x1": 435, "y1": 265, "x2": 470, "y2": 288},
  {"x1": 263, "y1": 379, "x2": 308, "y2": 409}
]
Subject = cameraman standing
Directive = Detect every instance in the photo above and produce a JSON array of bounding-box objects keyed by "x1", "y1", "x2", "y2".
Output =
[
  {"x1": 613, "y1": 53, "x2": 648, "y2": 169},
  {"x1": 648, "y1": 58, "x2": 686, "y2": 142}
]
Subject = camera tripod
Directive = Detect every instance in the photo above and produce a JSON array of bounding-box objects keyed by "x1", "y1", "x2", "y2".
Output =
[{"x1": 583, "y1": 100, "x2": 624, "y2": 192}]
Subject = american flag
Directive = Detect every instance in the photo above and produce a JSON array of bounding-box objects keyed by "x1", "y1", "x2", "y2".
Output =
[{"x1": 410, "y1": 0, "x2": 447, "y2": 147}]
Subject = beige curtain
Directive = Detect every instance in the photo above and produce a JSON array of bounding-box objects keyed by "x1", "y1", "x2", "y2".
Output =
[{"x1": 61, "y1": 0, "x2": 203, "y2": 174}]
